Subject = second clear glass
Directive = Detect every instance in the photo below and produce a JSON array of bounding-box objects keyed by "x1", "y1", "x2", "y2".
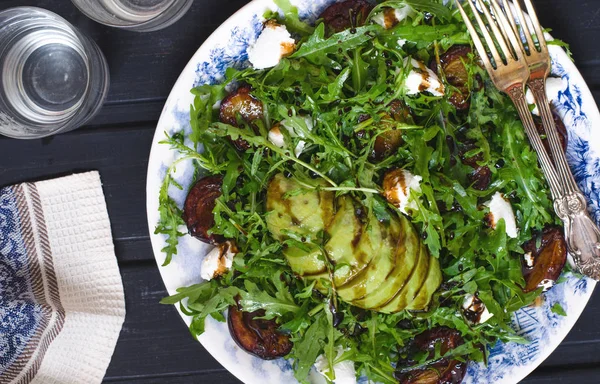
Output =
[{"x1": 70, "y1": 0, "x2": 195, "y2": 32}]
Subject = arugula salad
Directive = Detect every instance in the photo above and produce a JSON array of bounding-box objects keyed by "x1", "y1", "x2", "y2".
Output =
[{"x1": 157, "y1": 0, "x2": 571, "y2": 382}]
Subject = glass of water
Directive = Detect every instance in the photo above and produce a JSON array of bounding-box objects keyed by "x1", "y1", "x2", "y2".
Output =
[
  {"x1": 0, "y1": 7, "x2": 109, "y2": 139},
  {"x1": 70, "y1": 0, "x2": 194, "y2": 32}
]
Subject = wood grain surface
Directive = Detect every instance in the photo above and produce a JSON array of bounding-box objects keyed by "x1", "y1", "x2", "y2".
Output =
[{"x1": 0, "y1": 0, "x2": 598, "y2": 383}]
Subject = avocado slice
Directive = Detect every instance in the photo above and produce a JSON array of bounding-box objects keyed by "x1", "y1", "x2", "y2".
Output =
[
  {"x1": 283, "y1": 244, "x2": 327, "y2": 276},
  {"x1": 377, "y1": 241, "x2": 431, "y2": 313},
  {"x1": 266, "y1": 173, "x2": 333, "y2": 240},
  {"x1": 336, "y1": 217, "x2": 398, "y2": 303},
  {"x1": 406, "y1": 255, "x2": 442, "y2": 310},
  {"x1": 266, "y1": 174, "x2": 333, "y2": 277},
  {"x1": 351, "y1": 215, "x2": 420, "y2": 309},
  {"x1": 325, "y1": 197, "x2": 378, "y2": 286}
]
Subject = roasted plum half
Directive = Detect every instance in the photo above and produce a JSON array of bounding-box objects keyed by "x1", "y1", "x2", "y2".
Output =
[
  {"x1": 183, "y1": 175, "x2": 224, "y2": 244},
  {"x1": 458, "y1": 140, "x2": 491, "y2": 191},
  {"x1": 395, "y1": 327, "x2": 468, "y2": 384},
  {"x1": 372, "y1": 100, "x2": 413, "y2": 160},
  {"x1": 319, "y1": 0, "x2": 374, "y2": 33},
  {"x1": 228, "y1": 304, "x2": 293, "y2": 360},
  {"x1": 373, "y1": 129, "x2": 404, "y2": 160},
  {"x1": 433, "y1": 46, "x2": 474, "y2": 111},
  {"x1": 219, "y1": 85, "x2": 264, "y2": 151},
  {"x1": 522, "y1": 226, "x2": 567, "y2": 293}
]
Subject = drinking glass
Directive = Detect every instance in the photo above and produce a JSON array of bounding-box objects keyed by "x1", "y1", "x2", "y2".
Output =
[
  {"x1": 70, "y1": 0, "x2": 195, "y2": 32},
  {"x1": 0, "y1": 7, "x2": 109, "y2": 139}
]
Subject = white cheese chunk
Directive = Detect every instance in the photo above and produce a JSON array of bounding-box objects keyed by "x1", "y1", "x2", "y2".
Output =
[
  {"x1": 403, "y1": 58, "x2": 445, "y2": 97},
  {"x1": 524, "y1": 252, "x2": 535, "y2": 268},
  {"x1": 384, "y1": 169, "x2": 422, "y2": 215},
  {"x1": 294, "y1": 141, "x2": 307, "y2": 157},
  {"x1": 484, "y1": 192, "x2": 518, "y2": 238},
  {"x1": 201, "y1": 241, "x2": 237, "y2": 281},
  {"x1": 247, "y1": 21, "x2": 296, "y2": 70},
  {"x1": 373, "y1": 5, "x2": 416, "y2": 29},
  {"x1": 462, "y1": 294, "x2": 494, "y2": 324},
  {"x1": 525, "y1": 77, "x2": 566, "y2": 115},
  {"x1": 268, "y1": 125, "x2": 285, "y2": 148},
  {"x1": 539, "y1": 278, "x2": 555, "y2": 292},
  {"x1": 314, "y1": 347, "x2": 357, "y2": 384},
  {"x1": 267, "y1": 116, "x2": 313, "y2": 157}
]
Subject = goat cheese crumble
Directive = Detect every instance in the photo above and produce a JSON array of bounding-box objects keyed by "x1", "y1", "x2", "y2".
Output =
[
  {"x1": 403, "y1": 58, "x2": 445, "y2": 96},
  {"x1": 268, "y1": 116, "x2": 314, "y2": 157},
  {"x1": 201, "y1": 241, "x2": 238, "y2": 281},
  {"x1": 485, "y1": 192, "x2": 518, "y2": 238},
  {"x1": 384, "y1": 169, "x2": 423, "y2": 215},
  {"x1": 463, "y1": 294, "x2": 494, "y2": 324},
  {"x1": 248, "y1": 21, "x2": 296, "y2": 70},
  {"x1": 373, "y1": 5, "x2": 416, "y2": 29},
  {"x1": 314, "y1": 347, "x2": 357, "y2": 384}
]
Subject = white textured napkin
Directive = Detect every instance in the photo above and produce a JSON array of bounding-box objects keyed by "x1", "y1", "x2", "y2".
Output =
[{"x1": 0, "y1": 171, "x2": 125, "y2": 384}]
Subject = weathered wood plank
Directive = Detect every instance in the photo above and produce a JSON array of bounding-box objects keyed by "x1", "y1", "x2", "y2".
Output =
[
  {"x1": 103, "y1": 366, "x2": 600, "y2": 384},
  {"x1": 104, "y1": 370, "x2": 242, "y2": 384},
  {"x1": 523, "y1": 366, "x2": 600, "y2": 384},
  {"x1": 0, "y1": 125, "x2": 153, "y2": 242}
]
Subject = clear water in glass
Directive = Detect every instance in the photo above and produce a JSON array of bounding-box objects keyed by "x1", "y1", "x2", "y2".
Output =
[{"x1": 0, "y1": 7, "x2": 109, "y2": 138}]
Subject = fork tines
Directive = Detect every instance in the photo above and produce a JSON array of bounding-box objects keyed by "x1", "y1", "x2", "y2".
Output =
[{"x1": 454, "y1": 0, "x2": 522, "y2": 71}]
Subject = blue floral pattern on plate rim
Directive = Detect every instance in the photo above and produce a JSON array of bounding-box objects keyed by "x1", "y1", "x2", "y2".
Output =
[{"x1": 146, "y1": 1, "x2": 600, "y2": 383}]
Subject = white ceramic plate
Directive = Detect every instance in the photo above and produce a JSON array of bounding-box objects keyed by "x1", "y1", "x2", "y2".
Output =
[{"x1": 146, "y1": 1, "x2": 600, "y2": 382}]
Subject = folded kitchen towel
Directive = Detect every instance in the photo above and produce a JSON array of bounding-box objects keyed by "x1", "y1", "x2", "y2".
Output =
[{"x1": 0, "y1": 171, "x2": 125, "y2": 384}]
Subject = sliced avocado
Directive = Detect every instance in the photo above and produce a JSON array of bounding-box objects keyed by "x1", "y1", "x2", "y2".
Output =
[
  {"x1": 266, "y1": 173, "x2": 442, "y2": 314},
  {"x1": 326, "y1": 197, "x2": 378, "y2": 286},
  {"x1": 336, "y1": 217, "x2": 397, "y2": 303},
  {"x1": 377, "y1": 241, "x2": 430, "y2": 314},
  {"x1": 406, "y1": 255, "x2": 442, "y2": 311},
  {"x1": 266, "y1": 173, "x2": 333, "y2": 278},
  {"x1": 284, "y1": 244, "x2": 327, "y2": 276},
  {"x1": 351, "y1": 215, "x2": 420, "y2": 309},
  {"x1": 266, "y1": 173, "x2": 333, "y2": 240}
]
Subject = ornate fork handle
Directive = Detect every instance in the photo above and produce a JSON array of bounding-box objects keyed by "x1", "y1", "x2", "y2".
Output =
[
  {"x1": 529, "y1": 78, "x2": 600, "y2": 278},
  {"x1": 507, "y1": 84, "x2": 600, "y2": 278},
  {"x1": 529, "y1": 77, "x2": 579, "y2": 192},
  {"x1": 505, "y1": 84, "x2": 563, "y2": 199},
  {"x1": 554, "y1": 179, "x2": 600, "y2": 279}
]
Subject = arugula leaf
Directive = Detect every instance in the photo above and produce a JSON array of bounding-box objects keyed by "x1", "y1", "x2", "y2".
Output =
[
  {"x1": 405, "y1": 0, "x2": 453, "y2": 20},
  {"x1": 291, "y1": 312, "x2": 329, "y2": 381},
  {"x1": 291, "y1": 24, "x2": 379, "y2": 68},
  {"x1": 154, "y1": 170, "x2": 186, "y2": 266},
  {"x1": 239, "y1": 279, "x2": 300, "y2": 319},
  {"x1": 393, "y1": 23, "x2": 459, "y2": 41},
  {"x1": 351, "y1": 48, "x2": 368, "y2": 93},
  {"x1": 160, "y1": 283, "x2": 211, "y2": 305},
  {"x1": 273, "y1": 0, "x2": 314, "y2": 35},
  {"x1": 321, "y1": 67, "x2": 351, "y2": 102},
  {"x1": 551, "y1": 302, "x2": 567, "y2": 316}
]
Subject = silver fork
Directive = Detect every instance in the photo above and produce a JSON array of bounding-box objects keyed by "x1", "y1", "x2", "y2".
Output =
[
  {"x1": 493, "y1": 0, "x2": 600, "y2": 279},
  {"x1": 455, "y1": 0, "x2": 600, "y2": 279}
]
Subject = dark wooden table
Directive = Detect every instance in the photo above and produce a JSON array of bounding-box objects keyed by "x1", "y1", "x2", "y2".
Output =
[{"x1": 1, "y1": 1, "x2": 599, "y2": 383}]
